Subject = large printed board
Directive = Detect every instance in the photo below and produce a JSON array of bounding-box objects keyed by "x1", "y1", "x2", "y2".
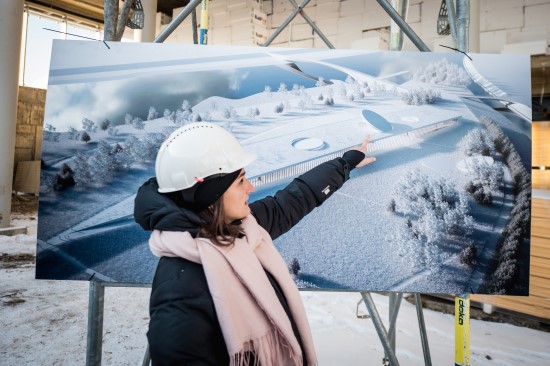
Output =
[{"x1": 37, "y1": 40, "x2": 532, "y2": 294}]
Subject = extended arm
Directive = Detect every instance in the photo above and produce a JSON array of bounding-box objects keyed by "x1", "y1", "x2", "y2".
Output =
[{"x1": 250, "y1": 142, "x2": 374, "y2": 240}]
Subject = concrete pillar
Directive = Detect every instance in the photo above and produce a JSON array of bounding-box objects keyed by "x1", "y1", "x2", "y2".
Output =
[
  {"x1": 469, "y1": 0, "x2": 480, "y2": 53},
  {"x1": 0, "y1": 0, "x2": 24, "y2": 228},
  {"x1": 390, "y1": 0, "x2": 409, "y2": 51},
  {"x1": 134, "y1": 0, "x2": 157, "y2": 42}
]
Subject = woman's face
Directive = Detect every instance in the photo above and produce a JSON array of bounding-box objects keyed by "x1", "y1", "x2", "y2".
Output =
[{"x1": 222, "y1": 169, "x2": 255, "y2": 222}]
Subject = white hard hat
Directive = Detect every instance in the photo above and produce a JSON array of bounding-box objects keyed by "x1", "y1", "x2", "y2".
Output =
[{"x1": 155, "y1": 122, "x2": 255, "y2": 193}]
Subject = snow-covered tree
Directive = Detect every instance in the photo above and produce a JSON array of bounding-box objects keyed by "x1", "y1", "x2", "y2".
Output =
[
  {"x1": 324, "y1": 97, "x2": 334, "y2": 106},
  {"x1": 82, "y1": 118, "x2": 97, "y2": 132},
  {"x1": 67, "y1": 127, "x2": 79, "y2": 140},
  {"x1": 223, "y1": 106, "x2": 237, "y2": 119},
  {"x1": 125, "y1": 113, "x2": 133, "y2": 125},
  {"x1": 147, "y1": 106, "x2": 158, "y2": 120},
  {"x1": 461, "y1": 128, "x2": 496, "y2": 157},
  {"x1": 263, "y1": 85, "x2": 272, "y2": 98},
  {"x1": 73, "y1": 153, "x2": 93, "y2": 184},
  {"x1": 392, "y1": 169, "x2": 473, "y2": 266},
  {"x1": 278, "y1": 82, "x2": 287, "y2": 93},
  {"x1": 54, "y1": 163, "x2": 75, "y2": 190},
  {"x1": 181, "y1": 99, "x2": 192, "y2": 112},
  {"x1": 80, "y1": 131, "x2": 91, "y2": 143},
  {"x1": 246, "y1": 107, "x2": 261, "y2": 119},
  {"x1": 163, "y1": 109, "x2": 173, "y2": 121},
  {"x1": 459, "y1": 241, "x2": 477, "y2": 266},
  {"x1": 88, "y1": 140, "x2": 117, "y2": 183},
  {"x1": 274, "y1": 103, "x2": 284, "y2": 113},
  {"x1": 315, "y1": 77, "x2": 326, "y2": 87},
  {"x1": 107, "y1": 126, "x2": 119, "y2": 136},
  {"x1": 132, "y1": 116, "x2": 145, "y2": 130},
  {"x1": 99, "y1": 118, "x2": 111, "y2": 131},
  {"x1": 412, "y1": 58, "x2": 471, "y2": 86},
  {"x1": 401, "y1": 88, "x2": 440, "y2": 106}
]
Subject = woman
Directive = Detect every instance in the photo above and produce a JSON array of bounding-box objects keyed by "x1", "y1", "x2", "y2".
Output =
[{"x1": 134, "y1": 122, "x2": 376, "y2": 366}]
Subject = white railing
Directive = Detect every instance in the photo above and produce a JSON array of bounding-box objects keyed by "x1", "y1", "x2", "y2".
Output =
[{"x1": 249, "y1": 118, "x2": 458, "y2": 188}]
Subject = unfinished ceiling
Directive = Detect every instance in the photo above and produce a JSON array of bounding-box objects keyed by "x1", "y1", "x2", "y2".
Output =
[{"x1": 26, "y1": 0, "x2": 187, "y2": 23}]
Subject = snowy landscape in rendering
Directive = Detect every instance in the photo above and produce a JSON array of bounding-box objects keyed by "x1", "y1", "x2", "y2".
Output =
[{"x1": 36, "y1": 40, "x2": 532, "y2": 295}]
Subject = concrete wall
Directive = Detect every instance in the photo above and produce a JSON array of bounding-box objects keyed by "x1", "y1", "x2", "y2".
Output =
[
  {"x1": 161, "y1": 0, "x2": 550, "y2": 54},
  {"x1": 15, "y1": 86, "x2": 45, "y2": 167}
]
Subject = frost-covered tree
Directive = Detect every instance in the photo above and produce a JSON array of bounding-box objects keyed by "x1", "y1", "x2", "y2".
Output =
[
  {"x1": 181, "y1": 99, "x2": 192, "y2": 113},
  {"x1": 107, "y1": 126, "x2": 119, "y2": 136},
  {"x1": 459, "y1": 241, "x2": 477, "y2": 266},
  {"x1": 73, "y1": 152, "x2": 93, "y2": 184},
  {"x1": 163, "y1": 109, "x2": 173, "y2": 121},
  {"x1": 147, "y1": 106, "x2": 158, "y2": 120},
  {"x1": 44, "y1": 124, "x2": 60, "y2": 142},
  {"x1": 274, "y1": 103, "x2": 284, "y2": 113},
  {"x1": 401, "y1": 88, "x2": 440, "y2": 105},
  {"x1": 324, "y1": 97, "x2": 334, "y2": 106},
  {"x1": 80, "y1": 131, "x2": 91, "y2": 143},
  {"x1": 88, "y1": 140, "x2": 117, "y2": 183},
  {"x1": 45, "y1": 123, "x2": 56, "y2": 132},
  {"x1": 389, "y1": 223, "x2": 424, "y2": 267},
  {"x1": 132, "y1": 116, "x2": 145, "y2": 130},
  {"x1": 284, "y1": 100, "x2": 291, "y2": 111},
  {"x1": 99, "y1": 118, "x2": 111, "y2": 131},
  {"x1": 67, "y1": 127, "x2": 79, "y2": 140},
  {"x1": 175, "y1": 109, "x2": 190, "y2": 126},
  {"x1": 278, "y1": 82, "x2": 287, "y2": 93},
  {"x1": 263, "y1": 85, "x2": 272, "y2": 98},
  {"x1": 125, "y1": 113, "x2": 133, "y2": 125},
  {"x1": 54, "y1": 163, "x2": 76, "y2": 190},
  {"x1": 412, "y1": 58, "x2": 471, "y2": 86},
  {"x1": 315, "y1": 77, "x2": 326, "y2": 87},
  {"x1": 464, "y1": 157, "x2": 504, "y2": 205},
  {"x1": 394, "y1": 170, "x2": 472, "y2": 235},
  {"x1": 223, "y1": 106, "x2": 237, "y2": 120},
  {"x1": 461, "y1": 128, "x2": 496, "y2": 157},
  {"x1": 82, "y1": 118, "x2": 97, "y2": 132}
]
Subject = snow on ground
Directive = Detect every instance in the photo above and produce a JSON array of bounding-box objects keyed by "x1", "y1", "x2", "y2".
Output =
[{"x1": 2, "y1": 215, "x2": 550, "y2": 365}]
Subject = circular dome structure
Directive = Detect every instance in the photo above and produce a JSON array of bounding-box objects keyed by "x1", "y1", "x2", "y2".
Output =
[
  {"x1": 361, "y1": 110, "x2": 392, "y2": 132},
  {"x1": 291, "y1": 137, "x2": 328, "y2": 151}
]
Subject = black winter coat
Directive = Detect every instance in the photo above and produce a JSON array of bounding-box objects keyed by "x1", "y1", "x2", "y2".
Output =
[{"x1": 134, "y1": 153, "x2": 363, "y2": 366}]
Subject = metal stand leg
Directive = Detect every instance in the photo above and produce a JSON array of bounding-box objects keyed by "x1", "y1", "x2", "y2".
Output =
[
  {"x1": 387, "y1": 293, "x2": 403, "y2": 357},
  {"x1": 361, "y1": 292, "x2": 401, "y2": 366},
  {"x1": 86, "y1": 281, "x2": 105, "y2": 366},
  {"x1": 414, "y1": 293, "x2": 432, "y2": 366},
  {"x1": 142, "y1": 344, "x2": 151, "y2": 366}
]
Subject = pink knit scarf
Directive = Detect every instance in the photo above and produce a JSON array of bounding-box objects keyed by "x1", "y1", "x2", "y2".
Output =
[{"x1": 149, "y1": 215, "x2": 318, "y2": 366}]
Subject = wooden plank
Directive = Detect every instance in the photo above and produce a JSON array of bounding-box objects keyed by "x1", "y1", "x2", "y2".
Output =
[
  {"x1": 532, "y1": 217, "x2": 550, "y2": 227},
  {"x1": 532, "y1": 237, "x2": 550, "y2": 259},
  {"x1": 530, "y1": 276, "x2": 550, "y2": 291},
  {"x1": 471, "y1": 295, "x2": 550, "y2": 319},
  {"x1": 532, "y1": 202, "x2": 550, "y2": 219},
  {"x1": 532, "y1": 170, "x2": 550, "y2": 190},
  {"x1": 531, "y1": 263, "x2": 550, "y2": 279},
  {"x1": 530, "y1": 284, "x2": 550, "y2": 299},
  {"x1": 531, "y1": 222, "x2": 550, "y2": 239},
  {"x1": 532, "y1": 199, "x2": 550, "y2": 212},
  {"x1": 532, "y1": 122, "x2": 550, "y2": 166}
]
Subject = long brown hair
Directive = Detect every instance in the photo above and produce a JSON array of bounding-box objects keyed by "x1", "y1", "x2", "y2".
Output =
[{"x1": 198, "y1": 198, "x2": 242, "y2": 246}]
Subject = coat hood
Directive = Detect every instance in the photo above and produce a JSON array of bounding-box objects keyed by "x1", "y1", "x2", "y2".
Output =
[{"x1": 133, "y1": 177, "x2": 207, "y2": 236}]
